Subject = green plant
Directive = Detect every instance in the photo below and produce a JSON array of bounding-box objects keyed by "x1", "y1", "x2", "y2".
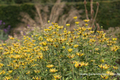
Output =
[
  {"x1": 0, "y1": 30, "x2": 9, "y2": 43},
  {"x1": 0, "y1": 20, "x2": 11, "y2": 43}
]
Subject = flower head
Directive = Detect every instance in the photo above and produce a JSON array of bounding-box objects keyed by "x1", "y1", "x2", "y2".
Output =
[
  {"x1": 50, "y1": 68, "x2": 58, "y2": 73},
  {"x1": 53, "y1": 75, "x2": 62, "y2": 79},
  {"x1": 46, "y1": 64, "x2": 54, "y2": 68},
  {"x1": 101, "y1": 75, "x2": 108, "y2": 79},
  {"x1": 66, "y1": 24, "x2": 70, "y2": 27},
  {"x1": 73, "y1": 16, "x2": 77, "y2": 20},
  {"x1": 68, "y1": 48, "x2": 73, "y2": 52},
  {"x1": 84, "y1": 19, "x2": 90, "y2": 22}
]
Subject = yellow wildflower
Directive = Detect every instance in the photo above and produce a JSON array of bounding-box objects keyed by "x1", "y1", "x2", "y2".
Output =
[
  {"x1": 95, "y1": 48, "x2": 99, "y2": 51},
  {"x1": 75, "y1": 62, "x2": 84, "y2": 68},
  {"x1": 48, "y1": 20, "x2": 50, "y2": 23},
  {"x1": 53, "y1": 75, "x2": 62, "y2": 79},
  {"x1": 100, "y1": 59, "x2": 105, "y2": 63},
  {"x1": 62, "y1": 46, "x2": 65, "y2": 49},
  {"x1": 68, "y1": 48, "x2": 73, "y2": 52},
  {"x1": 46, "y1": 64, "x2": 54, "y2": 68},
  {"x1": 89, "y1": 39, "x2": 96, "y2": 43},
  {"x1": 101, "y1": 75, "x2": 108, "y2": 79},
  {"x1": 106, "y1": 71, "x2": 114, "y2": 76},
  {"x1": 85, "y1": 24, "x2": 88, "y2": 26},
  {"x1": 26, "y1": 71, "x2": 30, "y2": 74},
  {"x1": 8, "y1": 70, "x2": 13, "y2": 73},
  {"x1": 73, "y1": 16, "x2": 77, "y2": 20},
  {"x1": 67, "y1": 54, "x2": 75, "y2": 59},
  {"x1": 98, "y1": 64, "x2": 109, "y2": 70},
  {"x1": 84, "y1": 62, "x2": 88, "y2": 66},
  {"x1": 112, "y1": 38, "x2": 117, "y2": 41},
  {"x1": 75, "y1": 22, "x2": 79, "y2": 25},
  {"x1": 76, "y1": 53, "x2": 84, "y2": 57},
  {"x1": 113, "y1": 66, "x2": 118, "y2": 69},
  {"x1": 74, "y1": 44, "x2": 79, "y2": 48},
  {"x1": 34, "y1": 70, "x2": 40, "y2": 73},
  {"x1": 84, "y1": 19, "x2": 90, "y2": 22},
  {"x1": 50, "y1": 68, "x2": 58, "y2": 73},
  {"x1": 66, "y1": 24, "x2": 70, "y2": 27}
]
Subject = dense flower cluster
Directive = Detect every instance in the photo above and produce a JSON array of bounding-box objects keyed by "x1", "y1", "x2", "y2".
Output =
[{"x1": 0, "y1": 17, "x2": 119, "y2": 80}]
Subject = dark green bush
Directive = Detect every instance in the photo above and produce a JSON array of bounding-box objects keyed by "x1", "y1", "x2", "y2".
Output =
[{"x1": 0, "y1": 4, "x2": 36, "y2": 35}]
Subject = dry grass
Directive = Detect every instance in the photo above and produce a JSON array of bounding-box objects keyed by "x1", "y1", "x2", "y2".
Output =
[{"x1": 12, "y1": 0, "x2": 83, "y2": 39}]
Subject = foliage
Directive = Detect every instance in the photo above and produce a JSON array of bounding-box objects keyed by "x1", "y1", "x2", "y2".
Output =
[
  {"x1": 0, "y1": 20, "x2": 11, "y2": 43},
  {"x1": 97, "y1": 1, "x2": 120, "y2": 29},
  {"x1": 0, "y1": 4, "x2": 36, "y2": 36}
]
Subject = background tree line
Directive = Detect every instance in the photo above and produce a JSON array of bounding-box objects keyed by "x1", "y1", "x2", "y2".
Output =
[{"x1": 0, "y1": 0, "x2": 113, "y2": 4}]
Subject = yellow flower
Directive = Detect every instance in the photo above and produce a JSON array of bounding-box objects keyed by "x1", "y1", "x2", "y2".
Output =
[
  {"x1": 74, "y1": 44, "x2": 79, "y2": 48},
  {"x1": 113, "y1": 66, "x2": 118, "y2": 69},
  {"x1": 90, "y1": 60, "x2": 95, "y2": 62},
  {"x1": 99, "y1": 64, "x2": 109, "y2": 70},
  {"x1": 2, "y1": 43, "x2": 6, "y2": 46},
  {"x1": 87, "y1": 27, "x2": 92, "y2": 30},
  {"x1": 100, "y1": 59, "x2": 104, "y2": 63},
  {"x1": 85, "y1": 24, "x2": 88, "y2": 26},
  {"x1": 32, "y1": 77, "x2": 39, "y2": 80},
  {"x1": 111, "y1": 47, "x2": 117, "y2": 52},
  {"x1": 0, "y1": 63, "x2": 4, "y2": 67},
  {"x1": 66, "y1": 24, "x2": 70, "y2": 27},
  {"x1": 9, "y1": 36, "x2": 14, "y2": 40},
  {"x1": 112, "y1": 38, "x2": 117, "y2": 41},
  {"x1": 67, "y1": 54, "x2": 75, "y2": 59},
  {"x1": 95, "y1": 48, "x2": 99, "y2": 51},
  {"x1": 76, "y1": 52, "x2": 84, "y2": 57},
  {"x1": 106, "y1": 71, "x2": 114, "y2": 76},
  {"x1": 0, "y1": 47, "x2": 3, "y2": 50},
  {"x1": 36, "y1": 55, "x2": 43, "y2": 59},
  {"x1": 53, "y1": 75, "x2": 62, "y2": 79},
  {"x1": 54, "y1": 24, "x2": 58, "y2": 28},
  {"x1": 68, "y1": 48, "x2": 73, "y2": 52},
  {"x1": 38, "y1": 36, "x2": 43, "y2": 41},
  {"x1": 4, "y1": 76, "x2": 12, "y2": 80},
  {"x1": 8, "y1": 70, "x2": 13, "y2": 73},
  {"x1": 89, "y1": 39, "x2": 96, "y2": 43},
  {"x1": 46, "y1": 64, "x2": 54, "y2": 68},
  {"x1": 2, "y1": 70, "x2": 5, "y2": 74},
  {"x1": 26, "y1": 71, "x2": 30, "y2": 74},
  {"x1": 34, "y1": 70, "x2": 40, "y2": 73},
  {"x1": 62, "y1": 46, "x2": 65, "y2": 49},
  {"x1": 90, "y1": 31, "x2": 94, "y2": 34},
  {"x1": 84, "y1": 62, "x2": 88, "y2": 66},
  {"x1": 84, "y1": 19, "x2": 90, "y2": 22},
  {"x1": 46, "y1": 38, "x2": 53, "y2": 42},
  {"x1": 75, "y1": 22, "x2": 79, "y2": 25},
  {"x1": 73, "y1": 16, "x2": 77, "y2": 20},
  {"x1": 50, "y1": 68, "x2": 58, "y2": 73},
  {"x1": 75, "y1": 62, "x2": 84, "y2": 68},
  {"x1": 101, "y1": 75, "x2": 108, "y2": 79},
  {"x1": 41, "y1": 42, "x2": 47, "y2": 46},
  {"x1": 48, "y1": 20, "x2": 50, "y2": 23},
  {"x1": 59, "y1": 26, "x2": 63, "y2": 29}
]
